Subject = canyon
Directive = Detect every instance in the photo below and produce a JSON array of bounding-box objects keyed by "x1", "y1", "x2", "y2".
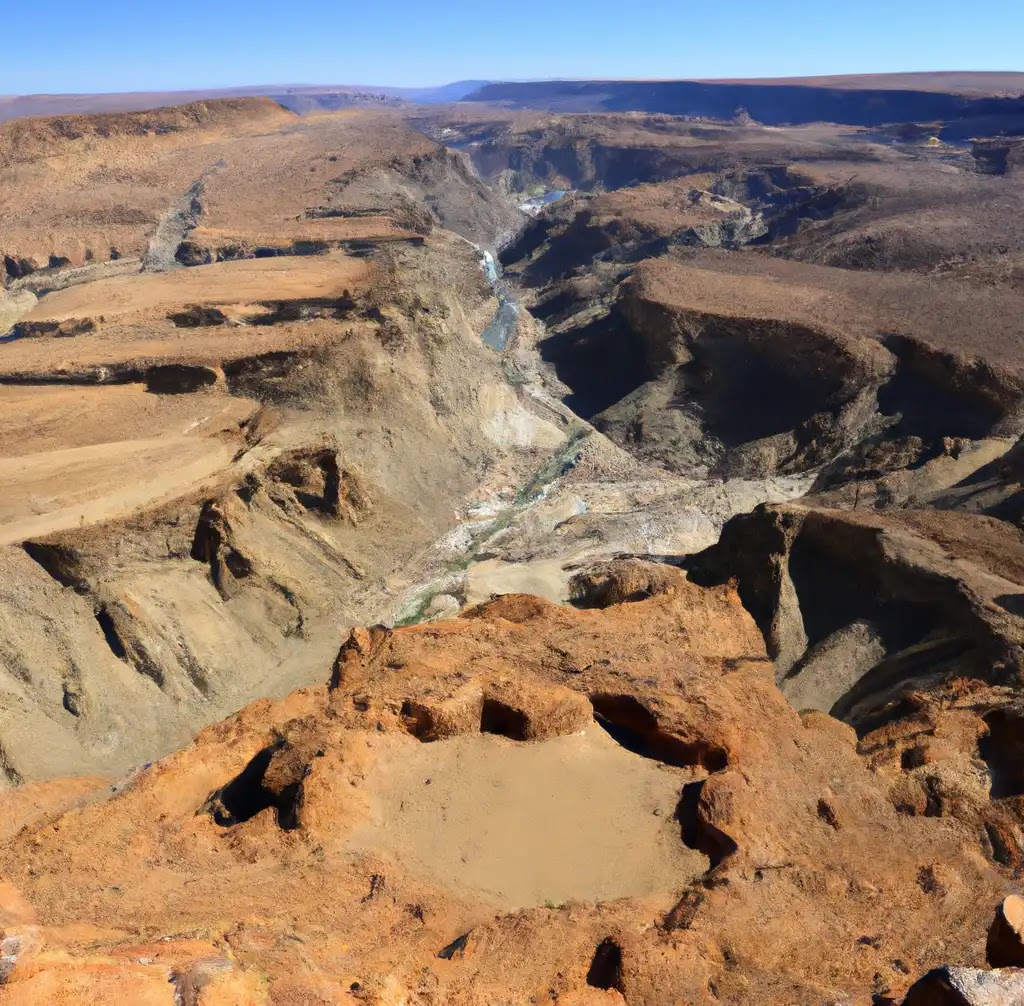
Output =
[{"x1": 0, "y1": 76, "x2": 1023, "y2": 1004}]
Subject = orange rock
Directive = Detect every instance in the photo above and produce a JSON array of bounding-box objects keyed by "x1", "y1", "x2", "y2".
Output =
[
  {"x1": 987, "y1": 894, "x2": 1024, "y2": 968},
  {"x1": 0, "y1": 962, "x2": 175, "y2": 1005},
  {"x1": 0, "y1": 580, "x2": 1015, "y2": 1004},
  {"x1": 557, "y1": 991, "x2": 626, "y2": 1005}
]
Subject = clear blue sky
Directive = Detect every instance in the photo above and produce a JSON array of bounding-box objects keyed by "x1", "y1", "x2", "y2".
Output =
[{"x1": 2, "y1": 0, "x2": 1022, "y2": 94}]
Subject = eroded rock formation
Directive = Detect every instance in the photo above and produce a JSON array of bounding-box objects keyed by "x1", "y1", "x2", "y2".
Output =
[{"x1": 0, "y1": 568, "x2": 1021, "y2": 1003}]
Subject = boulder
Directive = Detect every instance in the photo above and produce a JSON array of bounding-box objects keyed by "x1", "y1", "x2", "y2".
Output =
[
  {"x1": 174, "y1": 239, "x2": 213, "y2": 266},
  {"x1": 425, "y1": 593, "x2": 461, "y2": 620},
  {"x1": 903, "y1": 966, "x2": 1024, "y2": 1005},
  {"x1": 988, "y1": 895, "x2": 1024, "y2": 968},
  {"x1": 0, "y1": 930, "x2": 43, "y2": 985}
]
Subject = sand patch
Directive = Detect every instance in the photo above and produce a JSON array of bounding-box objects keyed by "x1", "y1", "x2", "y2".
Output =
[
  {"x1": 465, "y1": 556, "x2": 580, "y2": 605},
  {"x1": 349, "y1": 724, "x2": 703, "y2": 909}
]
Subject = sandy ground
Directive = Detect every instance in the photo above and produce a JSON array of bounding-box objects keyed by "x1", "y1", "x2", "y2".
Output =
[
  {"x1": 0, "y1": 384, "x2": 253, "y2": 455},
  {"x1": 0, "y1": 777, "x2": 111, "y2": 842},
  {"x1": 23, "y1": 253, "x2": 372, "y2": 324},
  {"x1": 0, "y1": 385, "x2": 259, "y2": 544},
  {"x1": 348, "y1": 723, "x2": 703, "y2": 910},
  {"x1": 466, "y1": 555, "x2": 584, "y2": 604},
  {"x1": 0, "y1": 318, "x2": 378, "y2": 374},
  {"x1": 189, "y1": 216, "x2": 414, "y2": 245},
  {"x1": 0, "y1": 436, "x2": 237, "y2": 545},
  {"x1": 0, "y1": 290, "x2": 36, "y2": 332}
]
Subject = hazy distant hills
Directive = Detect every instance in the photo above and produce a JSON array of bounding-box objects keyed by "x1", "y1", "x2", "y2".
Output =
[
  {"x1": 2, "y1": 73, "x2": 1023, "y2": 131},
  {"x1": 386, "y1": 80, "x2": 491, "y2": 103},
  {"x1": 0, "y1": 81, "x2": 487, "y2": 122},
  {"x1": 464, "y1": 74, "x2": 1024, "y2": 133}
]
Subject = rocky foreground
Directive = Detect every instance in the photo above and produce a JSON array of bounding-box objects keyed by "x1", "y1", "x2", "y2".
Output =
[
  {"x1": 0, "y1": 561, "x2": 1015, "y2": 1003},
  {"x1": 0, "y1": 561, "x2": 1020, "y2": 1004}
]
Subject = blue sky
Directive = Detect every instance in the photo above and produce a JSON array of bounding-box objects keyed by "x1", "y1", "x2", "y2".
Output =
[{"x1": 2, "y1": 0, "x2": 1022, "y2": 94}]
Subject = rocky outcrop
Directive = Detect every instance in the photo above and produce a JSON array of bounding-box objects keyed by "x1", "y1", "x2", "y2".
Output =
[
  {"x1": 903, "y1": 966, "x2": 1024, "y2": 1005},
  {"x1": 7, "y1": 317, "x2": 96, "y2": 339},
  {"x1": 987, "y1": 897, "x2": 1024, "y2": 968},
  {"x1": 610, "y1": 296, "x2": 892, "y2": 477},
  {"x1": 972, "y1": 137, "x2": 1024, "y2": 175},
  {"x1": 568, "y1": 557, "x2": 686, "y2": 608},
  {"x1": 928, "y1": 437, "x2": 1024, "y2": 525},
  {"x1": 685, "y1": 503, "x2": 1024, "y2": 730},
  {"x1": 1, "y1": 255, "x2": 44, "y2": 283},
  {"x1": 173, "y1": 239, "x2": 213, "y2": 266},
  {"x1": 531, "y1": 254, "x2": 1024, "y2": 484},
  {"x1": 0, "y1": 577, "x2": 1019, "y2": 1003},
  {"x1": 540, "y1": 302, "x2": 887, "y2": 480}
]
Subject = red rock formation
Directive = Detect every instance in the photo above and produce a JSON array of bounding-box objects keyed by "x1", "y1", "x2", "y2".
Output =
[{"x1": 0, "y1": 565, "x2": 1019, "y2": 1003}]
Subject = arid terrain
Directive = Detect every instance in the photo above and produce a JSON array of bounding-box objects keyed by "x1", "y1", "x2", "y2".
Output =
[{"x1": 1, "y1": 75, "x2": 1024, "y2": 1005}]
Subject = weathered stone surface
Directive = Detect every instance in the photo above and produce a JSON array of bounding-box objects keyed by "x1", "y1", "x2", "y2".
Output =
[
  {"x1": 903, "y1": 966, "x2": 1024, "y2": 1006},
  {"x1": 686, "y1": 502, "x2": 1024, "y2": 730}
]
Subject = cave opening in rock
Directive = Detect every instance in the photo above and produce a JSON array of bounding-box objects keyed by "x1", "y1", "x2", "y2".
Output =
[
  {"x1": 586, "y1": 938, "x2": 624, "y2": 991},
  {"x1": 591, "y1": 693, "x2": 728, "y2": 771},
  {"x1": 480, "y1": 698, "x2": 530, "y2": 740},
  {"x1": 205, "y1": 744, "x2": 279, "y2": 826},
  {"x1": 674, "y1": 780, "x2": 738, "y2": 869},
  {"x1": 144, "y1": 364, "x2": 219, "y2": 395},
  {"x1": 94, "y1": 606, "x2": 128, "y2": 661},
  {"x1": 984, "y1": 821, "x2": 1018, "y2": 868},
  {"x1": 980, "y1": 710, "x2": 1024, "y2": 799},
  {"x1": 202, "y1": 740, "x2": 303, "y2": 831},
  {"x1": 275, "y1": 781, "x2": 304, "y2": 831},
  {"x1": 437, "y1": 933, "x2": 470, "y2": 961}
]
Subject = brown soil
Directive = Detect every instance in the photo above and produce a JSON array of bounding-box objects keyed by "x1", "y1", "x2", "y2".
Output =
[
  {"x1": 21, "y1": 254, "x2": 372, "y2": 324},
  {"x1": 0, "y1": 104, "x2": 448, "y2": 274},
  {"x1": 628, "y1": 253, "x2": 1024, "y2": 367}
]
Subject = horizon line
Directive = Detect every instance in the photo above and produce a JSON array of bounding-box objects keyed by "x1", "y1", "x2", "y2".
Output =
[{"x1": 3, "y1": 68, "x2": 1024, "y2": 101}]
